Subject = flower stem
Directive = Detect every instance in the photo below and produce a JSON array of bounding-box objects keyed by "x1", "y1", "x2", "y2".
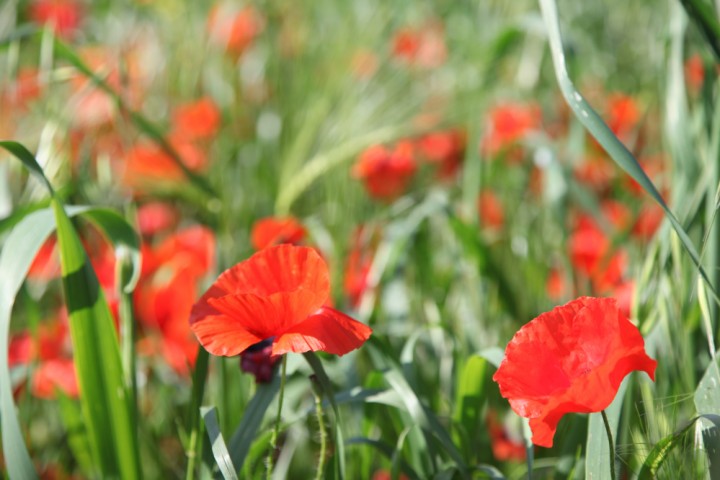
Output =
[
  {"x1": 600, "y1": 410, "x2": 616, "y2": 480},
  {"x1": 311, "y1": 376, "x2": 327, "y2": 480},
  {"x1": 266, "y1": 355, "x2": 287, "y2": 480}
]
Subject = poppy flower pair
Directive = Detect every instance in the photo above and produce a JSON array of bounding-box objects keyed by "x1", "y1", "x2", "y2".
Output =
[
  {"x1": 190, "y1": 244, "x2": 372, "y2": 364},
  {"x1": 493, "y1": 297, "x2": 656, "y2": 448}
]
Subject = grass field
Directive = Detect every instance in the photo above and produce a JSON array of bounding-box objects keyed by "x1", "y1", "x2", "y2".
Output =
[{"x1": 1, "y1": 0, "x2": 719, "y2": 478}]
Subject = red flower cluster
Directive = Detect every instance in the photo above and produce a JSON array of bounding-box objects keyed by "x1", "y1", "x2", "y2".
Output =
[
  {"x1": 352, "y1": 141, "x2": 417, "y2": 200},
  {"x1": 28, "y1": 0, "x2": 83, "y2": 40},
  {"x1": 207, "y1": 3, "x2": 264, "y2": 57},
  {"x1": 493, "y1": 297, "x2": 656, "y2": 447},
  {"x1": 482, "y1": 102, "x2": 541, "y2": 159},
  {"x1": 391, "y1": 21, "x2": 447, "y2": 69},
  {"x1": 190, "y1": 245, "x2": 372, "y2": 361}
]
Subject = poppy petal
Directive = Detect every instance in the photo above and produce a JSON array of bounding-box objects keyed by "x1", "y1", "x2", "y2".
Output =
[
  {"x1": 189, "y1": 296, "x2": 265, "y2": 356},
  {"x1": 271, "y1": 306, "x2": 372, "y2": 356}
]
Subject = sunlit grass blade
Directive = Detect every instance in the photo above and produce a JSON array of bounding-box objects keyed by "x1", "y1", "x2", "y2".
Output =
[
  {"x1": 452, "y1": 355, "x2": 487, "y2": 457},
  {"x1": 57, "y1": 392, "x2": 93, "y2": 475},
  {"x1": 538, "y1": 0, "x2": 719, "y2": 299},
  {"x1": 637, "y1": 414, "x2": 720, "y2": 479},
  {"x1": 201, "y1": 406, "x2": 239, "y2": 480},
  {"x1": 50, "y1": 41, "x2": 216, "y2": 198}
]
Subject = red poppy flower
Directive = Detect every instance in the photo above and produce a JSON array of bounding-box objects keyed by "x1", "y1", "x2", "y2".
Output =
[
  {"x1": 172, "y1": 98, "x2": 222, "y2": 141},
  {"x1": 28, "y1": 0, "x2": 83, "y2": 40},
  {"x1": 135, "y1": 227, "x2": 215, "y2": 374},
  {"x1": 478, "y1": 191, "x2": 505, "y2": 231},
  {"x1": 418, "y1": 129, "x2": 466, "y2": 178},
  {"x1": 208, "y1": 4, "x2": 264, "y2": 57},
  {"x1": 189, "y1": 245, "x2": 372, "y2": 357},
  {"x1": 685, "y1": 54, "x2": 705, "y2": 94},
  {"x1": 569, "y1": 218, "x2": 626, "y2": 292},
  {"x1": 250, "y1": 216, "x2": 307, "y2": 250},
  {"x1": 493, "y1": 297, "x2": 656, "y2": 448},
  {"x1": 122, "y1": 137, "x2": 207, "y2": 188},
  {"x1": 606, "y1": 93, "x2": 640, "y2": 140},
  {"x1": 482, "y1": 103, "x2": 541, "y2": 158},
  {"x1": 352, "y1": 141, "x2": 417, "y2": 200},
  {"x1": 32, "y1": 358, "x2": 79, "y2": 399},
  {"x1": 391, "y1": 21, "x2": 447, "y2": 69},
  {"x1": 487, "y1": 411, "x2": 526, "y2": 462},
  {"x1": 137, "y1": 202, "x2": 179, "y2": 237},
  {"x1": 545, "y1": 268, "x2": 566, "y2": 301},
  {"x1": 632, "y1": 203, "x2": 664, "y2": 240}
]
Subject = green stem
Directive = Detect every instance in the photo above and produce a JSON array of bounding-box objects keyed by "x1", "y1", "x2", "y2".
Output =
[
  {"x1": 266, "y1": 355, "x2": 287, "y2": 480},
  {"x1": 312, "y1": 378, "x2": 327, "y2": 480},
  {"x1": 600, "y1": 410, "x2": 617, "y2": 480}
]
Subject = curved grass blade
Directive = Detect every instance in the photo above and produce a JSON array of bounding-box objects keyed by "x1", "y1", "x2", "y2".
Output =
[
  {"x1": 201, "y1": 406, "x2": 239, "y2": 480},
  {"x1": 538, "y1": 0, "x2": 719, "y2": 298},
  {"x1": 275, "y1": 124, "x2": 416, "y2": 214},
  {"x1": 0, "y1": 141, "x2": 54, "y2": 194},
  {"x1": 52, "y1": 198, "x2": 142, "y2": 479},
  {"x1": 637, "y1": 414, "x2": 720, "y2": 480},
  {"x1": 185, "y1": 348, "x2": 209, "y2": 480},
  {"x1": 50, "y1": 42, "x2": 216, "y2": 198}
]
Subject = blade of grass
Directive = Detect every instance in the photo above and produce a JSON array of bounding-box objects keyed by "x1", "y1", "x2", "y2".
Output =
[
  {"x1": 679, "y1": 0, "x2": 720, "y2": 61},
  {"x1": 201, "y1": 406, "x2": 239, "y2": 480},
  {"x1": 538, "y1": 0, "x2": 719, "y2": 300},
  {"x1": 186, "y1": 347, "x2": 210, "y2": 480}
]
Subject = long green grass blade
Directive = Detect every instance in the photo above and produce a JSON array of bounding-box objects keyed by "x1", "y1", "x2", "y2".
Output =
[
  {"x1": 201, "y1": 406, "x2": 239, "y2": 480},
  {"x1": 538, "y1": 0, "x2": 718, "y2": 298},
  {"x1": 52, "y1": 198, "x2": 142, "y2": 479}
]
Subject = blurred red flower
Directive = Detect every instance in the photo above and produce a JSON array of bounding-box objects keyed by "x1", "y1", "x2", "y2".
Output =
[
  {"x1": 545, "y1": 267, "x2": 566, "y2": 301},
  {"x1": 32, "y1": 358, "x2": 79, "y2": 399},
  {"x1": 172, "y1": 98, "x2": 222, "y2": 141},
  {"x1": 190, "y1": 245, "x2": 372, "y2": 357},
  {"x1": 27, "y1": 235, "x2": 60, "y2": 281},
  {"x1": 573, "y1": 155, "x2": 616, "y2": 193},
  {"x1": 606, "y1": 93, "x2": 640, "y2": 144},
  {"x1": 685, "y1": 54, "x2": 705, "y2": 94},
  {"x1": 208, "y1": 4, "x2": 264, "y2": 57},
  {"x1": 137, "y1": 202, "x2": 179, "y2": 237},
  {"x1": 478, "y1": 191, "x2": 505, "y2": 231},
  {"x1": 122, "y1": 137, "x2": 207, "y2": 188},
  {"x1": 487, "y1": 411, "x2": 526, "y2": 462},
  {"x1": 482, "y1": 103, "x2": 541, "y2": 158},
  {"x1": 493, "y1": 297, "x2": 656, "y2": 447},
  {"x1": 568, "y1": 217, "x2": 626, "y2": 292},
  {"x1": 631, "y1": 203, "x2": 664, "y2": 241},
  {"x1": 135, "y1": 226, "x2": 216, "y2": 375},
  {"x1": 344, "y1": 226, "x2": 376, "y2": 308},
  {"x1": 418, "y1": 129, "x2": 466, "y2": 178},
  {"x1": 250, "y1": 216, "x2": 307, "y2": 250},
  {"x1": 352, "y1": 141, "x2": 417, "y2": 200},
  {"x1": 391, "y1": 22, "x2": 447, "y2": 69},
  {"x1": 28, "y1": 0, "x2": 83, "y2": 39}
]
